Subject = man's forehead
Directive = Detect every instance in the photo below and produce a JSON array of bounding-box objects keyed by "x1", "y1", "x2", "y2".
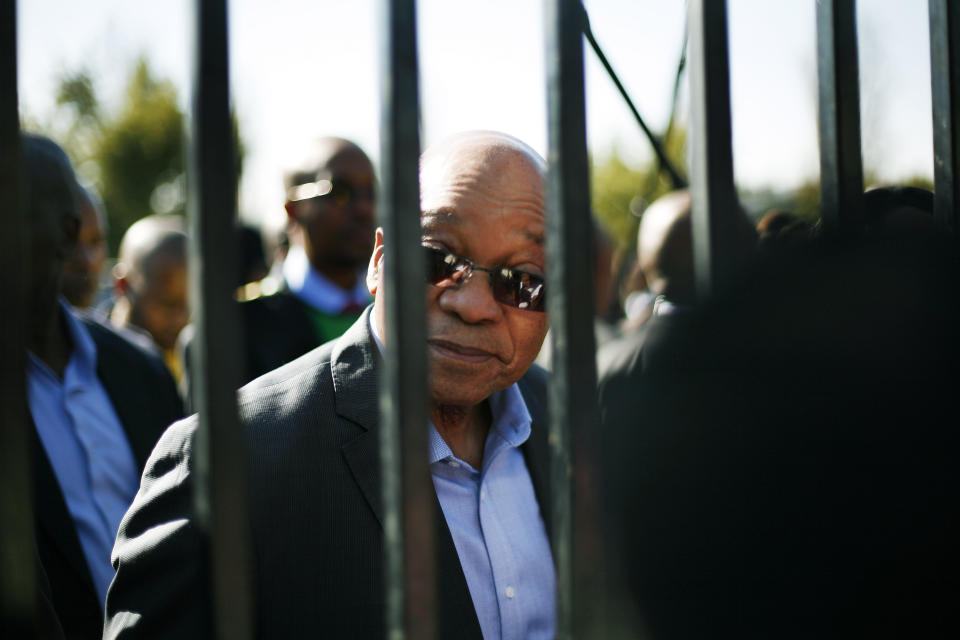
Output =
[{"x1": 421, "y1": 208, "x2": 546, "y2": 248}]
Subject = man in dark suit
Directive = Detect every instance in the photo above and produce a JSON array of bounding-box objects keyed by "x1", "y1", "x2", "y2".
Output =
[
  {"x1": 21, "y1": 133, "x2": 184, "y2": 639},
  {"x1": 104, "y1": 131, "x2": 555, "y2": 639},
  {"x1": 237, "y1": 137, "x2": 377, "y2": 384}
]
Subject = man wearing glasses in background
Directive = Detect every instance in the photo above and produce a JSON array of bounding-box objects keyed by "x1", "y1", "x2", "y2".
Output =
[
  {"x1": 239, "y1": 136, "x2": 377, "y2": 383},
  {"x1": 104, "y1": 131, "x2": 555, "y2": 639}
]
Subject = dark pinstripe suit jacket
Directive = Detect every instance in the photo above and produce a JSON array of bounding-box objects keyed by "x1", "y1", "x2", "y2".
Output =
[{"x1": 103, "y1": 309, "x2": 551, "y2": 639}]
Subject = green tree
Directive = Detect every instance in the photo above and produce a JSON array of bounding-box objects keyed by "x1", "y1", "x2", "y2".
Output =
[
  {"x1": 95, "y1": 59, "x2": 186, "y2": 252},
  {"x1": 45, "y1": 57, "x2": 245, "y2": 254}
]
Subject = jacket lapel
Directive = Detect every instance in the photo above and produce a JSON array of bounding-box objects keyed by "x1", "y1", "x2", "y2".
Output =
[
  {"x1": 332, "y1": 311, "x2": 384, "y2": 526},
  {"x1": 518, "y1": 369, "x2": 553, "y2": 541},
  {"x1": 85, "y1": 319, "x2": 171, "y2": 468}
]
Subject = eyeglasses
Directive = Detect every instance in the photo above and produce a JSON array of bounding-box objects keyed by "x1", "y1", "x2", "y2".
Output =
[
  {"x1": 424, "y1": 244, "x2": 546, "y2": 312},
  {"x1": 287, "y1": 178, "x2": 375, "y2": 207}
]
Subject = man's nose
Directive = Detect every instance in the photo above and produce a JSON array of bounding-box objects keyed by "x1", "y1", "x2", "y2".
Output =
[{"x1": 436, "y1": 271, "x2": 502, "y2": 324}]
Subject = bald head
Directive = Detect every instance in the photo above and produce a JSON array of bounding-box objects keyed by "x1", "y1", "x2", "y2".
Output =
[
  {"x1": 284, "y1": 137, "x2": 371, "y2": 192},
  {"x1": 367, "y1": 130, "x2": 549, "y2": 410},
  {"x1": 115, "y1": 215, "x2": 189, "y2": 350},
  {"x1": 283, "y1": 137, "x2": 376, "y2": 281},
  {"x1": 420, "y1": 131, "x2": 546, "y2": 209},
  {"x1": 117, "y1": 215, "x2": 187, "y2": 285},
  {"x1": 637, "y1": 189, "x2": 694, "y2": 305}
]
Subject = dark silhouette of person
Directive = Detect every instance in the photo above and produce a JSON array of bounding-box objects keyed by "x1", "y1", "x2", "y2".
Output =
[
  {"x1": 20, "y1": 133, "x2": 183, "y2": 640},
  {"x1": 600, "y1": 224, "x2": 959, "y2": 638}
]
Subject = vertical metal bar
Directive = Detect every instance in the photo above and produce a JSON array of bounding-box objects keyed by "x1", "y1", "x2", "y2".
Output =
[
  {"x1": 377, "y1": 1, "x2": 433, "y2": 638},
  {"x1": 817, "y1": 0, "x2": 864, "y2": 236},
  {"x1": 188, "y1": 1, "x2": 254, "y2": 638},
  {"x1": 0, "y1": 0, "x2": 37, "y2": 634},
  {"x1": 545, "y1": 1, "x2": 601, "y2": 637},
  {"x1": 687, "y1": 0, "x2": 740, "y2": 300},
  {"x1": 929, "y1": 0, "x2": 960, "y2": 235}
]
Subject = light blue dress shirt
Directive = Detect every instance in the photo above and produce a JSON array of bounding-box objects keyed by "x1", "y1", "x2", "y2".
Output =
[
  {"x1": 27, "y1": 301, "x2": 140, "y2": 608},
  {"x1": 428, "y1": 388, "x2": 557, "y2": 639},
  {"x1": 282, "y1": 244, "x2": 372, "y2": 313},
  {"x1": 368, "y1": 314, "x2": 556, "y2": 639}
]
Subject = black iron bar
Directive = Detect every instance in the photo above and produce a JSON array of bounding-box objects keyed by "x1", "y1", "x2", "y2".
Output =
[
  {"x1": 687, "y1": 0, "x2": 739, "y2": 299},
  {"x1": 816, "y1": 0, "x2": 864, "y2": 236},
  {"x1": 546, "y1": 0, "x2": 603, "y2": 637},
  {"x1": 929, "y1": 0, "x2": 960, "y2": 235},
  {"x1": 580, "y1": 3, "x2": 687, "y2": 190},
  {"x1": 188, "y1": 1, "x2": 254, "y2": 638},
  {"x1": 377, "y1": 1, "x2": 434, "y2": 638},
  {"x1": 0, "y1": 0, "x2": 36, "y2": 635}
]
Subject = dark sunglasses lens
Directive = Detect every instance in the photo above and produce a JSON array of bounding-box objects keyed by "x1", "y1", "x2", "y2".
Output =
[
  {"x1": 424, "y1": 246, "x2": 456, "y2": 284},
  {"x1": 492, "y1": 269, "x2": 546, "y2": 312}
]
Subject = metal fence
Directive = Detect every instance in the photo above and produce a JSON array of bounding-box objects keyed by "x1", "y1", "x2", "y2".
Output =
[{"x1": 2, "y1": 0, "x2": 957, "y2": 637}]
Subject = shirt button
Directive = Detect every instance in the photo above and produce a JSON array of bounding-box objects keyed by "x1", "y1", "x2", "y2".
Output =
[
  {"x1": 505, "y1": 586, "x2": 515, "y2": 599},
  {"x1": 480, "y1": 489, "x2": 486, "y2": 501},
  {"x1": 448, "y1": 460, "x2": 460, "y2": 468}
]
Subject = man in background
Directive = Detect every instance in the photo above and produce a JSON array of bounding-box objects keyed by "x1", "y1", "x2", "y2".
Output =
[
  {"x1": 110, "y1": 214, "x2": 189, "y2": 385},
  {"x1": 22, "y1": 133, "x2": 183, "y2": 639},
  {"x1": 239, "y1": 136, "x2": 376, "y2": 383},
  {"x1": 60, "y1": 184, "x2": 108, "y2": 310}
]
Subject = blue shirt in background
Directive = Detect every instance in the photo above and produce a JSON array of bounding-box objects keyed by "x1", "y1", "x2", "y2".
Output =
[{"x1": 28, "y1": 301, "x2": 140, "y2": 608}]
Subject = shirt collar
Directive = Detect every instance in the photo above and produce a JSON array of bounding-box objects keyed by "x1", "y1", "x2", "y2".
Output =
[
  {"x1": 62, "y1": 298, "x2": 98, "y2": 373},
  {"x1": 427, "y1": 384, "x2": 532, "y2": 468},
  {"x1": 282, "y1": 244, "x2": 371, "y2": 314},
  {"x1": 28, "y1": 299, "x2": 98, "y2": 380}
]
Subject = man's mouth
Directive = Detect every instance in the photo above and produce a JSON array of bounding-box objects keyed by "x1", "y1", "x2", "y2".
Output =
[{"x1": 428, "y1": 339, "x2": 496, "y2": 364}]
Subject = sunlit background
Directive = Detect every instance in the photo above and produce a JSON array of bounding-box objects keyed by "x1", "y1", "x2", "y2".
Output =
[{"x1": 18, "y1": 0, "x2": 934, "y2": 251}]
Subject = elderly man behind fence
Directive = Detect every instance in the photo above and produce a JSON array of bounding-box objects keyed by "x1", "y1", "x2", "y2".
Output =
[{"x1": 104, "y1": 131, "x2": 555, "y2": 639}]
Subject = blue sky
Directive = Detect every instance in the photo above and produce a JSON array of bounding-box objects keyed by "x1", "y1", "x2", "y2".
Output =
[{"x1": 18, "y1": 0, "x2": 934, "y2": 228}]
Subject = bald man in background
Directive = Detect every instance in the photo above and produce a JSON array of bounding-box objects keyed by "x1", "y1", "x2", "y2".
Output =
[
  {"x1": 239, "y1": 136, "x2": 377, "y2": 384},
  {"x1": 110, "y1": 215, "x2": 189, "y2": 385}
]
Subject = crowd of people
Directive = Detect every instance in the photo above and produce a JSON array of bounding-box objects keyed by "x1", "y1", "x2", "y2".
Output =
[{"x1": 13, "y1": 128, "x2": 957, "y2": 639}]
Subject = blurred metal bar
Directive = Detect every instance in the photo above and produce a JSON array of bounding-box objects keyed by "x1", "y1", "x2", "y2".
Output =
[
  {"x1": 545, "y1": 0, "x2": 602, "y2": 637},
  {"x1": 817, "y1": 0, "x2": 863, "y2": 236},
  {"x1": 1, "y1": 0, "x2": 37, "y2": 635},
  {"x1": 579, "y1": 4, "x2": 687, "y2": 189},
  {"x1": 929, "y1": 0, "x2": 960, "y2": 235},
  {"x1": 377, "y1": 1, "x2": 433, "y2": 638},
  {"x1": 688, "y1": 0, "x2": 740, "y2": 299},
  {"x1": 188, "y1": 1, "x2": 254, "y2": 638}
]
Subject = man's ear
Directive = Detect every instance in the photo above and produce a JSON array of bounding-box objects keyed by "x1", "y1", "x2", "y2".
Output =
[
  {"x1": 113, "y1": 263, "x2": 130, "y2": 296},
  {"x1": 366, "y1": 228, "x2": 385, "y2": 295},
  {"x1": 284, "y1": 200, "x2": 299, "y2": 223}
]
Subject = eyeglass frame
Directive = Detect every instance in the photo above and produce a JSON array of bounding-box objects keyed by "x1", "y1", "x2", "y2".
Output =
[
  {"x1": 423, "y1": 243, "x2": 547, "y2": 312},
  {"x1": 286, "y1": 176, "x2": 376, "y2": 207}
]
